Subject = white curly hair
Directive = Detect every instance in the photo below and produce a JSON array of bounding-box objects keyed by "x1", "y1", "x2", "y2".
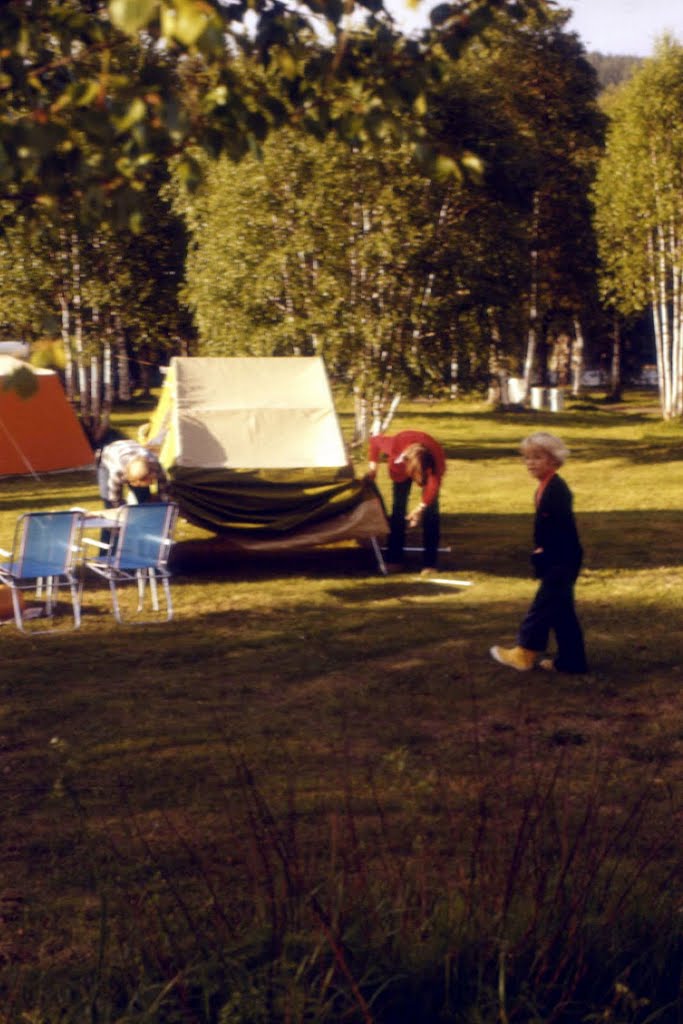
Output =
[{"x1": 520, "y1": 431, "x2": 570, "y2": 466}]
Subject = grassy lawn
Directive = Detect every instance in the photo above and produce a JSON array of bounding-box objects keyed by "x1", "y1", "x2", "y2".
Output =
[{"x1": 1, "y1": 391, "x2": 682, "y2": 1022}]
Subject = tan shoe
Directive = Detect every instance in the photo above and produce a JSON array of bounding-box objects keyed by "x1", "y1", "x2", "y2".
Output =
[
  {"x1": 419, "y1": 567, "x2": 438, "y2": 577},
  {"x1": 538, "y1": 658, "x2": 556, "y2": 672},
  {"x1": 490, "y1": 645, "x2": 537, "y2": 671}
]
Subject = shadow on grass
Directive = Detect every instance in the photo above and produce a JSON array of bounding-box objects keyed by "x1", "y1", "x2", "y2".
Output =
[
  {"x1": 170, "y1": 507, "x2": 683, "y2": 580},
  {"x1": 169, "y1": 539, "x2": 382, "y2": 580}
]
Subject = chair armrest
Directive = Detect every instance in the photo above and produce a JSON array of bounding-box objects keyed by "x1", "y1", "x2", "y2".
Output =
[{"x1": 82, "y1": 537, "x2": 110, "y2": 551}]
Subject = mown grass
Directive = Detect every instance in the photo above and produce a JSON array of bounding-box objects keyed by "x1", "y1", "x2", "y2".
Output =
[{"x1": 1, "y1": 391, "x2": 682, "y2": 1022}]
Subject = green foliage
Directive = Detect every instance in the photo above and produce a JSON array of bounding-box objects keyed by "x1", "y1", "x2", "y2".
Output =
[
  {"x1": 0, "y1": 170, "x2": 191, "y2": 395},
  {"x1": 593, "y1": 38, "x2": 683, "y2": 416},
  {"x1": 587, "y1": 52, "x2": 643, "y2": 92},
  {"x1": 1, "y1": 362, "x2": 38, "y2": 397},
  {"x1": 173, "y1": 128, "x2": 483, "y2": 405},
  {"x1": 172, "y1": 9, "x2": 604, "y2": 414},
  {"x1": 30, "y1": 338, "x2": 67, "y2": 371},
  {"x1": 0, "y1": 0, "x2": 552, "y2": 230}
]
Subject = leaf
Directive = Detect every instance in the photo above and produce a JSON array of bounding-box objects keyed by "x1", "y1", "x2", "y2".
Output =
[
  {"x1": 429, "y1": 4, "x2": 453, "y2": 26},
  {"x1": 3, "y1": 365, "x2": 39, "y2": 399},
  {"x1": 413, "y1": 92, "x2": 427, "y2": 117},
  {"x1": 460, "y1": 150, "x2": 484, "y2": 180},
  {"x1": 274, "y1": 48, "x2": 299, "y2": 80},
  {"x1": 433, "y1": 153, "x2": 462, "y2": 181},
  {"x1": 128, "y1": 209, "x2": 144, "y2": 233},
  {"x1": 108, "y1": 0, "x2": 158, "y2": 35},
  {"x1": 161, "y1": 0, "x2": 212, "y2": 48},
  {"x1": 176, "y1": 153, "x2": 203, "y2": 190},
  {"x1": 113, "y1": 97, "x2": 147, "y2": 134}
]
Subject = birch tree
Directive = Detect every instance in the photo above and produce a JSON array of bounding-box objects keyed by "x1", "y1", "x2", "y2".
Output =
[
  {"x1": 443, "y1": 7, "x2": 604, "y2": 401},
  {"x1": 593, "y1": 38, "x2": 683, "y2": 418}
]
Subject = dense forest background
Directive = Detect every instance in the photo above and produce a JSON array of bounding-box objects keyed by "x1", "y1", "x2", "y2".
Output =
[
  {"x1": 587, "y1": 52, "x2": 642, "y2": 90},
  {"x1": 1, "y1": 1, "x2": 682, "y2": 428}
]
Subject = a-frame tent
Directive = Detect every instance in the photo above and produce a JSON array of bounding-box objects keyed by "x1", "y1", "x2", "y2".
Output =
[
  {"x1": 0, "y1": 357, "x2": 94, "y2": 477},
  {"x1": 143, "y1": 356, "x2": 388, "y2": 553}
]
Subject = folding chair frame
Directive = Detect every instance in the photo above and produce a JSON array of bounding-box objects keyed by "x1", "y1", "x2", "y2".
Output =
[
  {"x1": 0, "y1": 510, "x2": 84, "y2": 633},
  {"x1": 84, "y1": 503, "x2": 178, "y2": 624}
]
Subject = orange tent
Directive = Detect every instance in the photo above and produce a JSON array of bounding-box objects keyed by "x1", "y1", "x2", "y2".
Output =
[{"x1": 0, "y1": 357, "x2": 94, "y2": 476}]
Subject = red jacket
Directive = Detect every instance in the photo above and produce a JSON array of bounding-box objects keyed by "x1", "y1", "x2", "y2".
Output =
[{"x1": 369, "y1": 430, "x2": 446, "y2": 506}]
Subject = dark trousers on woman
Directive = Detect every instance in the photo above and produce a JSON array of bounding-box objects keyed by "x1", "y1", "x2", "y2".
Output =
[
  {"x1": 387, "y1": 479, "x2": 440, "y2": 569},
  {"x1": 518, "y1": 569, "x2": 587, "y2": 673}
]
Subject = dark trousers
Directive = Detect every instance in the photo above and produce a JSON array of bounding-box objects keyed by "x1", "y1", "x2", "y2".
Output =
[
  {"x1": 387, "y1": 479, "x2": 440, "y2": 568},
  {"x1": 518, "y1": 570, "x2": 588, "y2": 673}
]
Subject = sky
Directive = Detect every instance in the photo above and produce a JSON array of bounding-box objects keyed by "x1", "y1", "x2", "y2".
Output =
[
  {"x1": 385, "y1": 0, "x2": 683, "y2": 58},
  {"x1": 564, "y1": 0, "x2": 682, "y2": 57}
]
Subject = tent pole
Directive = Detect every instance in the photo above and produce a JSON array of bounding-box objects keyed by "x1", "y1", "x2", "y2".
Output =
[
  {"x1": 0, "y1": 413, "x2": 41, "y2": 480},
  {"x1": 370, "y1": 536, "x2": 388, "y2": 576}
]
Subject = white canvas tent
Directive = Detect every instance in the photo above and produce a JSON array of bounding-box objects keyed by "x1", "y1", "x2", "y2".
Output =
[
  {"x1": 152, "y1": 355, "x2": 349, "y2": 469},
  {"x1": 144, "y1": 356, "x2": 388, "y2": 557}
]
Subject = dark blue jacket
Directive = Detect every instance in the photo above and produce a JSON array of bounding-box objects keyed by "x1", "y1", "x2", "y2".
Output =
[{"x1": 531, "y1": 474, "x2": 583, "y2": 581}]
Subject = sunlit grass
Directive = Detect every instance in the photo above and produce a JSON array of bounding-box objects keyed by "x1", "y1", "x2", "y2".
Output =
[{"x1": 1, "y1": 389, "x2": 683, "y2": 1021}]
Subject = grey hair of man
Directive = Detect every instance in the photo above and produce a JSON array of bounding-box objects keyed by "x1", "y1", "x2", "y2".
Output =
[{"x1": 520, "y1": 432, "x2": 570, "y2": 466}]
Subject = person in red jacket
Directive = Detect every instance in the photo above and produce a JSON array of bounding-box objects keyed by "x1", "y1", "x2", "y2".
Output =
[{"x1": 367, "y1": 429, "x2": 446, "y2": 574}]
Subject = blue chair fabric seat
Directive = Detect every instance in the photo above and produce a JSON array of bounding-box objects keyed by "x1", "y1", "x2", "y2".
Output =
[
  {"x1": 84, "y1": 502, "x2": 179, "y2": 623},
  {"x1": 0, "y1": 510, "x2": 84, "y2": 632}
]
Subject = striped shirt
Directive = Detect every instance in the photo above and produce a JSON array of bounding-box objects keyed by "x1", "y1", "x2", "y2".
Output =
[{"x1": 100, "y1": 440, "x2": 168, "y2": 506}]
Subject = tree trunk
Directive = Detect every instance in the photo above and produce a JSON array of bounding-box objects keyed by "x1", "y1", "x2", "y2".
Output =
[
  {"x1": 670, "y1": 217, "x2": 683, "y2": 417},
  {"x1": 115, "y1": 314, "x2": 132, "y2": 401},
  {"x1": 68, "y1": 231, "x2": 89, "y2": 418},
  {"x1": 354, "y1": 386, "x2": 368, "y2": 444},
  {"x1": 450, "y1": 356, "x2": 459, "y2": 400},
  {"x1": 608, "y1": 315, "x2": 622, "y2": 401},
  {"x1": 522, "y1": 192, "x2": 540, "y2": 399},
  {"x1": 487, "y1": 318, "x2": 508, "y2": 406},
  {"x1": 570, "y1": 318, "x2": 584, "y2": 397},
  {"x1": 59, "y1": 292, "x2": 75, "y2": 402}
]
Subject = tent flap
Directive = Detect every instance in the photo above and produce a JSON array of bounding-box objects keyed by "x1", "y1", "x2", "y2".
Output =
[{"x1": 169, "y1": 467, "x2": 380, "y2": 535}]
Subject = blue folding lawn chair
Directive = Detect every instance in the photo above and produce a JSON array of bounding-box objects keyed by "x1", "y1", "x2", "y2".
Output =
[
  {"x1": 84, "y1": 502, "x2": 179, "y2": 623},
  {"x1": 0, "y1": 510, "x2": 84, "y2": 632}
]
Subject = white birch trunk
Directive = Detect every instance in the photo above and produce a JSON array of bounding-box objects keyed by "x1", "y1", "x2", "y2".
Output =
[
  {"x1": 115, "y1": 314, "x2": 131, "y2": 401},
  {"x1": 522, "y1": 192, "x2": 540, "y2": 399},
  {"x1": 90, "y1": 355, "x2": 100, "y2": 421},
  {"x1": 570, "y1": 318, "x2": 584, "y2": 396},
  {"x1": 671, "y1": 218, "x2": 683, "y2": 416},
  {"x1": 354, "y1": 386, "x2": 368, "y2": 443},
  {"x1": 656, "y1": 222, "x2": 673, "y2": 416},
  {"x1": 59, "y1": 292, "x2": 74, "y2": 402},
  {"x1": 450, "y1": 357, "x2": 459, "y2": 399},
  {"x1": 68, "y1": 231, "x2": 88, "y2": 417},
  {"x1": 647, "y1": 232, "x2": 667, "y2": 413}
]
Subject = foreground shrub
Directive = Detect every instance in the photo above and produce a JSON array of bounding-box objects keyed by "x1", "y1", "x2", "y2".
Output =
[{"x1": 2, "y1": 748, "x2": 681, "y2": 1023}]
